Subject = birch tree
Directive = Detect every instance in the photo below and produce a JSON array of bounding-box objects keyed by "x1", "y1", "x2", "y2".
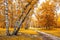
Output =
[
  {"x1": 12, "y1": 0, "x2": 38, "y2": 35},
  {"x1": 4, "y1": 0, "x2": 10, "y2": 35}
]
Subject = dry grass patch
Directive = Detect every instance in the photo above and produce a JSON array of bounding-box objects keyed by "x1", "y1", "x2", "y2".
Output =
[
  {"x1": 0, "y1": 28, "x2": 42, "y2": 40},
  {"x1": 38, "y1": 28, "x2": 60, "y2": 37}
]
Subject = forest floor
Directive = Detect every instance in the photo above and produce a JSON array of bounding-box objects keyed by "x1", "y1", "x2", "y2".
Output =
[
  {"x1": 35, "y1": 29, "x2": 60, "y2": 40},
  {"x1": 36, "y1": 28, "x2": 60, "y2": 37},
  {"x1": 0, "y1": 28, "x2": 60, "y2": 40},
  {"x1": 0, "y1": 28, "x2": 42, "y2": 40}
]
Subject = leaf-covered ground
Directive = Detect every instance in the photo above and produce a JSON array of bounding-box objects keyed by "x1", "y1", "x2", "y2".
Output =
[
  {"x1": 0, "y1": 28, "x2": 60, "y2": 40},
  {"x1": 37, "y1": 28, "x2": 60, "y2": 37},
  {"x1": 0, "y1": 28, "x2": 42, "y2": 40}
]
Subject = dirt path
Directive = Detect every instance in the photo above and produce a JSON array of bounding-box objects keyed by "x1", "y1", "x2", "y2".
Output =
[{"x1": 36, "y1": 30, "x2": 60, "y2": 40}]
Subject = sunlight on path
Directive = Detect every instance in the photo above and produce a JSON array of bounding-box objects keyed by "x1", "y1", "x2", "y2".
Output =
[{"x1": 36, "y1": 30, "x2": 60, "y2": 40}]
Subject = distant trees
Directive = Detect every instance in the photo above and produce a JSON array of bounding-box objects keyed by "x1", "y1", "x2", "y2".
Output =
[{"x1": 36, "y1": 0, "x2": 56, "y2": 29}]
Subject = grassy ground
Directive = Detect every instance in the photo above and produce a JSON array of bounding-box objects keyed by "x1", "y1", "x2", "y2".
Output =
[
  {"x1": 0, "y1": 28, "x2": 42, "y2": 40},
  {"x1": 0, "y1": 28, "x2": 38, "y2": 35},
  {"x1": 37, "y1": 28, "x2": 60, "y2": 37},
  {"x1": 0, "y1": 35, "x2": 42, "y2": 40},
  {"x1": 0, "y1": 28, "x2": 60, "y2": 40}
]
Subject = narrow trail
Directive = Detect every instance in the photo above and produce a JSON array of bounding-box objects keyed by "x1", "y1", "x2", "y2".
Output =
[{"x1": 36, "y1": 30, "x2": 60, "y2": 40}]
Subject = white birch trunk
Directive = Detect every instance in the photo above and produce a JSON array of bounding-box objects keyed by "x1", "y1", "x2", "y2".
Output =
[{"x1": 4, "y1": 0, "x2": 10, "y2": 35}]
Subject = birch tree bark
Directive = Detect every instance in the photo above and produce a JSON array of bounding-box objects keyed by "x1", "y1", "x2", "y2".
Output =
[{"x1": 4, "y1": 0, "x2": 10, "y2": 35}]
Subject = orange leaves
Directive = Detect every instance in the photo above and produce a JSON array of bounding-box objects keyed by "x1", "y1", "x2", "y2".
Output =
[
  {"x1": 0, "y1": 0, "x2": 38, "y2": 28},
  {"x1": 31, "y1": 0, "x2": 37, "y2": 5},
  {"x1": 26, "y1": 0, "x2": 32, "y2": 3},
  {"x1": 40, "y1": 1, "x2": 56, "y2": 15},
  {"x1": 17, "y1": 10, "x2": 21, "y2": 15},
  {"x1": 0, "y1": 6, "x2": 5, "y2": 10},
  {"x1": 35, "y1": 0, "x2": 56, "y2": 28},
  {"x1": 0, "y1": 0, "x2": 4, "y2": 4},
  {"x1": 8, "y1": 0, "x2": 12, "y2": 4}
]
